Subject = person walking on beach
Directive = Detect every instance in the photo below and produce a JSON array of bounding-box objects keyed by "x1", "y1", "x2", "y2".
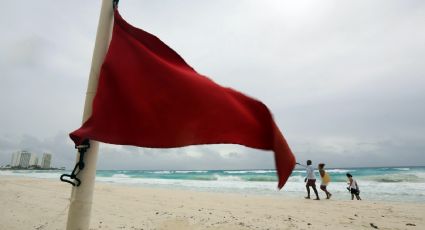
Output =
[
  {"x1": 318, "y1": 163, "x2": 332, "y2": 199},
  {"x1": 296, "y1": 160, "x2": 320, "y2": 200},
  {"x1": 346, "y1": 173, "x2": 361, "y2": 200}
]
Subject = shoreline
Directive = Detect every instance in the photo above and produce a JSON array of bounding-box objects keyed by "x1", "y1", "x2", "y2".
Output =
[
  {"x1": 1, "y1": 175, "x2": 424, "y2": 229},
  {"x1": 2, "y1": 174, "x2": 423, "y2": 204},
  {"x1": 2, "y1": 170, "x2": 425, "y2": 204}
]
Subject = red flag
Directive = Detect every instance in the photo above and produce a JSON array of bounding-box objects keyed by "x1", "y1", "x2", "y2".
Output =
[{"x1": 70, "y1": 9, "x2": 295, "y2": 189}]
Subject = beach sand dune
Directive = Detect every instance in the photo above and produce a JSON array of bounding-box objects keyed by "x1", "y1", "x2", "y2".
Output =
[{"x1": 0, "y1": 176, "x2": 423, "y2": 229}]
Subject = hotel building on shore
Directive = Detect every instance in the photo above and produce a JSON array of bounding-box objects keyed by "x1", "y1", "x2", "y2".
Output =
[
  {"x1": 11, "y1": 151, "x2": 31, "y2": 168},
  {"x1": 29, "y1": 154, "x2": 39, "y2": 167},
  {"x1": 40, "y1": 153, "x2": 52, "y2": 169},
  {"x1": 10, "y1": 151, "x2": 52, "y2": 169}
]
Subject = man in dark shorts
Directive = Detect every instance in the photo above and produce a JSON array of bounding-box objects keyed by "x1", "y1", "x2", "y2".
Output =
[
  {"x1": 346, "y1": 173, "x2": 361, "y2": 200},
  {"x1": 297, "y1": 160, "x2": 320, "y2": 200}
]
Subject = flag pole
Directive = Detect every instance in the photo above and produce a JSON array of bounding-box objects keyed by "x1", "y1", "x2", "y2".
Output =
[{"x1": 66, "y1": 0, "x2": 114, "y2": 229}]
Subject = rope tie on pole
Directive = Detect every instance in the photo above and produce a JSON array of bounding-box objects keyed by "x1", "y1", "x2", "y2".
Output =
[{"x1": 60, "y1": 140, "x2": 90, "y2": 186}]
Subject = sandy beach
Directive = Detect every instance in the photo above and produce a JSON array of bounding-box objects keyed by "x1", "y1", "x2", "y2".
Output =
[{"x1": 0, "y1": 176, "x2": 423, "y2": 230}]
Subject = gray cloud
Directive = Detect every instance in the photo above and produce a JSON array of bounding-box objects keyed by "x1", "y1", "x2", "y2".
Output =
[
  {"x1": 1, "y1": 0, "x2": 424, "y2": 169},
  {"x1": 0, "y1": 133, "x2": 75, "y2": 168},
  {"x1": 0, "y1": 133, "x2": 275, "y2": 170},
  {"x1": 97, "y1": 144, "x2": 274, "y2": 170},
  {"x1": 294, "y1": 137, "x2": 425, "y2": 168}
]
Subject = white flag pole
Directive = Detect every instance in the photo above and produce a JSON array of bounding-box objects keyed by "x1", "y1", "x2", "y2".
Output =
[{"x1": 66, "y1": 0, "x2": 114, "y2": 229}]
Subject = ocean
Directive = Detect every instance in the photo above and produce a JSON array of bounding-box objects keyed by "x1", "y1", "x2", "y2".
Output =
[{"x1": 2, "y1": 166, "x2": 424, "y2": 203}]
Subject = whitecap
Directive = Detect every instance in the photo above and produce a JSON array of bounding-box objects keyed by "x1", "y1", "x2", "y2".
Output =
[
  {"x1": 394, "y1": 168, "x2": 410, "y2": 171},
  {"x1": 175, "y1": 170, "x2": 208, "y2": 173},
  {"x1": 326, "y1": 169, "x2": 354, "y2": 173},
  {"x1": 213, "y1": 174, "x2": 243, "y2": 181},
  {"x1": 149, "y1": 171, "x2": 172, "y2": 174},
  {"x1": 252, "y1": 170, "x2": 276, "y2": 174},
  {"x1": 224, "y1": 170, "x2": 249, "y2": 174},
  {"x1": 111, "y1": 173, "x2": 130, "y2": 178}
]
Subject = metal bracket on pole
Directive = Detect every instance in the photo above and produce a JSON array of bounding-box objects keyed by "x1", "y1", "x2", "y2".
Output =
[
  {"x1": 60, "y1": 140, "x2": 91, "y2": 186},
  {"x1": 113, "y1": 0, "x2": 119, "y2": 9}
]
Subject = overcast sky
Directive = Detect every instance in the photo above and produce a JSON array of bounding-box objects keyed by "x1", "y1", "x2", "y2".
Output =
[{"x1": 1, "y1": 0, "x2": 424, "y2": 170}]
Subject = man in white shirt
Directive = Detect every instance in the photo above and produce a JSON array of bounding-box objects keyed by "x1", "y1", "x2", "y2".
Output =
[{"x1": 297, "y1": 160, "x2": 320, "y2": 200}]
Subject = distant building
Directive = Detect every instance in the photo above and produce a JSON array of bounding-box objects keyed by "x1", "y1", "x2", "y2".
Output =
[
  {"x1": 11, "y1": 152, "x2": 21, "y2": 167},
  {"x1": 11, "y1": 151, "x2": 31, "y2": 168},
  {"x1": 40, "y1": 153, "x2": 52, "y2": 169},
  {"x1": 29, "y1": 154, "x2": 39, "y2": 167},
  {"x1": 20, "y1": 152, "x2": 31, "y2": 168}
]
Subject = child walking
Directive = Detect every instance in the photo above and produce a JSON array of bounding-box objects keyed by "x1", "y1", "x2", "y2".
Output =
[
  {"x1": 318, "y1": 163, "x2": 332, "y2": 199},
  {"x1": 346, "y1": 173, "x2": 361, "y2": 200}
]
